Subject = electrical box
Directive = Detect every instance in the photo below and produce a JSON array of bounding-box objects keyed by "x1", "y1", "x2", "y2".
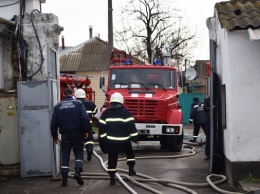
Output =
[{"x1": 0, "y1": 94, "x2": 19, "y2": 166}]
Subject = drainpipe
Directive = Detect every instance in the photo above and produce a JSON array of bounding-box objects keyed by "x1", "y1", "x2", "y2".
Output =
[
  {"x1": 61, "y1": 36, "x2": 65, "y2": 49},
  {"x1": 206, "y1": 16, "x2": 217, "y2": 174},
  {"x1": 108, "y1": 0, "x2": 113, "y2": 68},
  {"x1": 89, "y1": 26, "x2": 93, "y2": 39}
]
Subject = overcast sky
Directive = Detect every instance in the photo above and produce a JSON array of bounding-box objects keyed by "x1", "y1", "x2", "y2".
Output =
[{"x1": 42, "y1": 0, "x2": 221, "y2": 61}]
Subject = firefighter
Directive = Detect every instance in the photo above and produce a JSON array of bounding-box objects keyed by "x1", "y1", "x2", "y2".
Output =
[
  {"x1": 50, "y1": 88, "x2": 92, "y2": 187},
  {"x1": 99, "y1": 92, "x2": 139, "y2": 185},
  {"x1": 189, "y1": 97, "x2": 207, "y2": 143},
  {"x1": 74, "y1": 88, "x2": 97, "y2": 161}
]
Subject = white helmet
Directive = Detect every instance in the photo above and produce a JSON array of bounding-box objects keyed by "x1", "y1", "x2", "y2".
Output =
[
  {"x1": 110, "y1": 92, "x2": 124, "y2": 104},
  {"x1": 74, "y1": 88, "x2": 86, "y2": 99}
]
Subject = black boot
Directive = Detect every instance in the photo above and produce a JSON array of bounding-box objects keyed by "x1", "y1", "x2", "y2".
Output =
[
  {"x1": 61, "y1": 174, "x2": 67, "y2": 187},
  {"x1": 87, "y1": 150, "x2": 92, "y2": 161},
  {"x1": 109, "y1": 173, "x2": 116, "y2": 185},
  {"x1": 129, "y1": 165, "x2": 136, "y2": 176},
  {"x1": 74, "y1": 168, "x2": 84, "y2": 185}
]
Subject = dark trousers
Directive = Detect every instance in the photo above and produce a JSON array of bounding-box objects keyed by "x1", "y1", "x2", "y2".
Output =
[
  {"x1": 84, "y1": 131, "x2": 94, "y2": 152},
  {"x1": 193, "y1": 122, "x2": 207, "y2": 137},
  {"x1": 61, "y1": 131, "x2": 84, "y2": 175},
  {"x1": 107, "y1": 140, "x2": 135, "y2": 174}
]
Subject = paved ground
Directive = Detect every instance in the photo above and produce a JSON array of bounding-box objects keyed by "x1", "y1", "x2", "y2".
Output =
[{"x1": 0, "y1": 125, "x2": 256, "y2": 194}]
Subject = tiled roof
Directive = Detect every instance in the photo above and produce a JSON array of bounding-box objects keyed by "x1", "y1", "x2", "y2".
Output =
[
  {"x1": 59, "y1": 37, "x2": 145, "y2": 72},
  {"x1": 0, "y1": 17, "x2": 15, "y2": 26},
  {"x1": 215, "y1": 0, "x2": 260, "y2": 30}
]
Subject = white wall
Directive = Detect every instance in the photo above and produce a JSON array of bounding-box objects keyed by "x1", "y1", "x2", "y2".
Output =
[{"x1": 216, "y1": 26, "x2": 260, "y2": 162}]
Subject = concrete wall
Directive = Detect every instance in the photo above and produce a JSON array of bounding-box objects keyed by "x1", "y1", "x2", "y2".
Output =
[
  {"x1": 217, "y1": 29, "x2": 260, "y2": 162},
  {"x1": 214, "y1": 14, "x2": 260, "y2": 183},
  {"x1": 22, "y1": 13, "x2": 63, "y2": 81}
]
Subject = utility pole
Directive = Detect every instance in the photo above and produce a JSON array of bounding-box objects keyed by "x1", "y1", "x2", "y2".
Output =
[{"x1": 108, "y1": 0, "x2": 113, "y2": 68}]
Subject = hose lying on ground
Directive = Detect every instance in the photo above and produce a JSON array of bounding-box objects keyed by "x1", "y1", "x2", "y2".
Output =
[{"x1": 67, "y1": 142, "x2": 243, "y2": 194}]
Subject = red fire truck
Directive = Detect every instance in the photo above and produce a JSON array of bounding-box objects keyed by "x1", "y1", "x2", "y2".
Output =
[
  {"x1": 99, "y1": 50, "x2": 183, "y2": 152},
  {"x1": 60, "y1": 74, "x2": 95, "y2": 102}
]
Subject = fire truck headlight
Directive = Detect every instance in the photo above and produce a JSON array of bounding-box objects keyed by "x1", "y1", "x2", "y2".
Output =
[{"x1": 166, "y1": 127, "x2": 175, "y2": 133}]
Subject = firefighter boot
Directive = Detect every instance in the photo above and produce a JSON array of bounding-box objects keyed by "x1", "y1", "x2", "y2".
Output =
[
  {"x1": 190, "y1": 137, "x2": 197, "y2": 143},
  {"x1": 87, "y1": 150, "x2": 92, "y2": 161},
  {"x1": 61, "y1": 174, "x2": 68, "y2": 187},
  {"x1": 109, "y1": 173, "x2": 116, "y2": 185},
  {"x1": 74, "y1": 168, "x2": 84, "y2": 185},
  {"x1": 129, "y1": 165, "x2": 136, "y2": 176}
]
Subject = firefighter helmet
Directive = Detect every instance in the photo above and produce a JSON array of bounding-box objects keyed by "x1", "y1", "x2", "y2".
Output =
[
  {"x1": 74, "y1": 88, "x2": 86, "y2": 99},
  {"x1": 110, "y1": 92, "x2": 124, "y2": 104}
]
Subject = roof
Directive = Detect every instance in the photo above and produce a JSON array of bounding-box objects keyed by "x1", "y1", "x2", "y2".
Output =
[
  {"x1": 59, "y1": 37, "x2": 145, "y2": 72},
  {"x1": 0, "y1": 17, "x2": 15, "y2": 34},
  {"x1": 215, "y1": 0, "x2": 260, "y2": 30}
]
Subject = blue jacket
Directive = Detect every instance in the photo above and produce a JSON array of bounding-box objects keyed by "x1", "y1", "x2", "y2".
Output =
[
  {"x1": 190, "y1": 102, "x2": 207, "y2": 124},
  {"x1": 50, "y1": 96, "x2": 91, "y2": 139}
]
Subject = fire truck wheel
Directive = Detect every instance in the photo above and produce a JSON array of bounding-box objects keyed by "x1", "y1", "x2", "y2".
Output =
[
  {"x1": 98, "y1": 130, "x2": 108, "y2": 153},
  {"x1": 160, "y1": 136, "x2": 168, "y2": 149},
  {"x1": 167, "y1": 132, "x2": 183, "y2": 152}
]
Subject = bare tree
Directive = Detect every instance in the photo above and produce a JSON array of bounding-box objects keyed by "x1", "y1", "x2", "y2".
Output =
[{"x1": 114, "y1": 0, "x2": 197, "y2": 69}]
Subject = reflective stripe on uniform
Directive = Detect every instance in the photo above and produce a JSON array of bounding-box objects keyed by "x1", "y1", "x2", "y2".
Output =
[
  {"x1": 86, "y1": 108, "x2": 97, "y2": 114},
  {"x1": 100, "y1": 133, "x2": 107, "y2": 138},
  {"x1": 99, "y1": 119, "x2": 106, "y2": 124},
  {"x1": 61, "y1": 166, "x2": 69, "y2": 169},
  {"x1": 127, "y1": 158, "x2": 135, "y2": 162},
  {"x1": 130, "y1": 132, "x2": 138, "y2": 137},
  {"x1": 85, "y1": 141, "x2": 94, "y2": 145},
  {"x1": 107, "y1": 168, "x2": 117, "y2": 172},
  {"x1": 106, "y1": 117, "x2": 134, "y2": 122},
  {"x1": 75, "y1": 160, "x2": 83, "y2": 163},
  {"x1": 107, "y1": 136, "x2": 129, "y2": 140}
]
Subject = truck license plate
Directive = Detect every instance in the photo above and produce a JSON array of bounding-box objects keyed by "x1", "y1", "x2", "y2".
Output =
[{"x1": 138, "y1": 130, "x2": 150, "y2": 134}]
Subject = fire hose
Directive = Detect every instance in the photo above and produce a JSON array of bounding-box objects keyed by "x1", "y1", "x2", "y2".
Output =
[{"x1": 67, "y1": 142, "x2": 243, "y2": 194}]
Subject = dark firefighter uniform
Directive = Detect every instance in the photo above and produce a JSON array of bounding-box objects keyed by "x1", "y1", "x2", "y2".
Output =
[
  {"x1": 81, "y1": 98, "x2": 97, "y2": 161},
  {"x1": 50, "y1": 89, "x2": 92, "y2": 186},
  {"x1": 190, "y1": 101, "x2": 207, "y2": 142},
  {"x1": 99, "y1": 102, "x2": 139, "y2": 185}
]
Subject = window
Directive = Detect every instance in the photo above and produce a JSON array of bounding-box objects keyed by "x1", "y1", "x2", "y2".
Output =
[{"x1": 109, "y1": 69, "x2": 176, "y2": 89}]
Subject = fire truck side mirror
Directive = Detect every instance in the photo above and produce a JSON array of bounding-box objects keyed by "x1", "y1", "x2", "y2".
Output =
[{"x1": 99, "y1": 76, "x2": 105, "y2": 89}]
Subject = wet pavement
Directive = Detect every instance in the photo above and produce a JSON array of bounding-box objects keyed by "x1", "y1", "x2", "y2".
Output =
[{"x1": 0, "y1": 125, "x2": 241, "y2": 194}]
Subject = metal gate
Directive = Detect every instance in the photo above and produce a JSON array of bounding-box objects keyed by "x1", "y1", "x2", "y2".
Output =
[{"x1": 18, "y1": 80, "x2": 58, "y2": 177}]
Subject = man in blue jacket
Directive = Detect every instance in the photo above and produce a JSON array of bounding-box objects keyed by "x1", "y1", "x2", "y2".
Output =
[
  {"x1": 189, "y1": 97, "x2": 207, "y2": 143},
  {"x1": 50, "y1": 88, "x2": 92, "y2": 187}
]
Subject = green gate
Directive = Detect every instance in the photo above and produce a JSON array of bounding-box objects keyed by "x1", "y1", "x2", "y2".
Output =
[{"x1": 179, "y1": 93, "x2": 204, "y2": 124}]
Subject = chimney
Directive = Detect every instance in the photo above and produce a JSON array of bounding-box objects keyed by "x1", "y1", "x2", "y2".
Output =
[
  {"x1": 89, "y1": 26, "x2": 93, "y2": 39},
  {"x1": 61, "y1": 36, "x2": 65, "y2": 49}
]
